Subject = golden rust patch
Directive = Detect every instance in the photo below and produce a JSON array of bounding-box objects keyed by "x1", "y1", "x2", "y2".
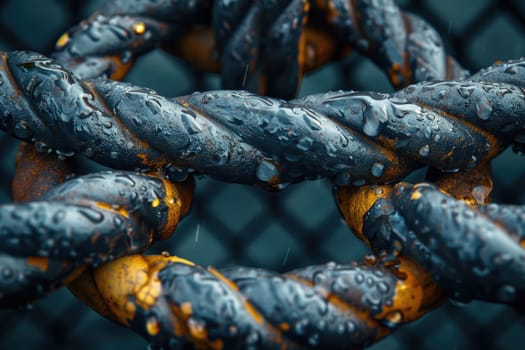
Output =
[
  {"x1": 375, "y1": 257, "x2": 444, "y2": 326},
  {"x1": 167, "y1": 27, "x2": 221, "y2": 73},
  {"x1": 180, "y1": 302, "x2": 193, "y2": 316},
  {"x1": 146, "y1": 317, "x2": 161, "y2": 336},
  {"x1": 166, "y1": 25, "x2": 347, "y2": 84},
  {"x1": 410, "y1": 191, "x2": 422, "y2": 200},
  {"x1": 66, "y1": 267, "x2": 120, "y2": 323},
  {"x1": 95, "y1": 202, "x2": 130, "y2": 218},
  {"x1": 133, "y1": 22, "x2": 146, "y2": 35},
  {"x1": 427, "y1": 163, "x2": 493, "y2": 205},
  {"x1": 336, "y1": 185, "x2": 392, "y2": 245},
  {"x1": 136, "y1": 152, "x2": 168, "y2": 168},
  {"x1": 92, "y1": 255, "x2": 150, "y2": 325},
  {"x1": 125, "y1": 300, "x2": 136, "y2": 315},
  {"x1": 56, "y1": 32, "x2": 69, "y2": 48},
  {"x1": 279, "y1": 322, "x2": 290, "y2": 331},
  {"x1": 151, "y1": 197, "x2": 160, "y2": 208},
  {"x1": 12, "y1": 143, "x2": 74, "y2": 202},
  {"x1": 27, "y1": 256, "x2": 49, "y2": 271},
  {"x1": 154, "y1": 177, "x2": 194, "y2": 240}
]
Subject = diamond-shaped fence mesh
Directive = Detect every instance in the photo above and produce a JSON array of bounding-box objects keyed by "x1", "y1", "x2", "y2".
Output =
[{"x1": 0, "y1": 0, "x2": 524, "y2": 349}]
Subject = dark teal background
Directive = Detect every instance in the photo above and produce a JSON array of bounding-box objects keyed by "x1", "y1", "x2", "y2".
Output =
[{"x1": 0, "y1": 0, "x2": 524, "y2": 349}]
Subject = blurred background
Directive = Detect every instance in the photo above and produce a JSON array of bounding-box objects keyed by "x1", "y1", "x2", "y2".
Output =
[{"x1": 0, "y1": 0, "x2": 524, "y2": 349}]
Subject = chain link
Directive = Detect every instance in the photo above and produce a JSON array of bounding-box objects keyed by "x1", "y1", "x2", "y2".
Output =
[{"x1": 0, "y1": 0, "x2": 524, "y2": 349}]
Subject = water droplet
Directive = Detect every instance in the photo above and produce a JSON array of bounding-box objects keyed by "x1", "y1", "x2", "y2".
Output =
[
  {"x1": 471, "y1": 185, "x2": 490, "y2": 204},
  {"x1": 336, "y1": 322, "x2": 347, "y2": 334},
  {"x1": 1, "y1": 266, "x2": 13, "y2": 279},
  {"x1": 432, "y1": 89, "x2": 448, "y2": 101},
  {"x1": 256, "y1": 159, "x2": 279, "y2": 182},
  {"x1": 303, "y1": 112, "x2": 322, "y2": 131},
  {"x1": 371, "y1": 162, "x2": 385, "y2": 177},
  {"x1": 246, "y1": 331, "x2": 260, "y2": 346},
  {"x1": 504, "y1": 65, "x2": 518, "y2": 75},
  {"x1": 181, "y1": 113, "x2": 202, "y2": 135},
  {"x1": 492, "y1": 253, "x2": 513, "y2": 266},
  {"x1": 201, "y1": 94, "x2": 212, "y2": 104},
  {"x1": 78, "y1": 208, "x2": 104, "y2": 223},
  {"x1": 449, "y1": 297, "x2": 469, "y2": 307},
  {"x1": 418, "y1": 144, "x2": 430, "y2": 157},
  {"x1": 187, "y1": 317, "x2": 207, "y2": 340},
  {"x1": 56, "y1": 149, "x2": 75, "y2": 158},
  {"x1": 165, "y1": 165, "x2": 188, "y2": 182},
  {"x1": 475, "y1": 97, "x2": 493, "y2": 120},
  {"x1": 354, "y1": 273, "x2": 365, "y2": 284},
  {"x1": 363, "y1": 103, "x2": 387, "y2": 137},
  {"x1": 377, "y1": 281, "x2": 390, "y2": 293},
  {"x1": 296, "y1": 136, "x2": 313, "y2": 151},
  {"x1": 294, "y1": 319, "x2": 309, "y2": 335},
  {"x1": 121, "y1": 51, "x2": 133, "y2": 64},
  {"x1": 35, "y1": 141, "x2": 52, "y2": 154},
  {"x1": 457, "y1": 85, "x2": 475, "y2": 99},
  {"x1": 14, "y1": 121, "x2": 32, "y2": 139},
  {"x1": 308, "y1": 333, "x2": 320, "y2": 346},
  {"x1": 357, "y1": 39, "x2": 369, "y2": 50},
  {"x1": 113, "y1": 216, "x2": 124, "y2": 228},
  {"x1": 52, "y1": 210, "x2": 66, "y2": 224},
  {"x1": 497, "y1": 284, "x2": 517, "y2": 302},
  {"x1": 325, "y1": 142, "x2": 338, "y2": 157},
  {"x1": 129, "y1": 192, "x2": 138, "y2": 202}
]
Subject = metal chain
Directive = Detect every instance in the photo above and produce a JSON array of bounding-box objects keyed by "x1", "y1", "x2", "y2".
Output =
[
  {"x1": 0, "y1": 0, "x2": 524, "y2": 349},
  {"x1": 1, "y1": 143, "x2": 192, "y2": 306},
  {"x1": 0, "y1": 51, "x2": 523, "y2": 188},
  {"x1": 51, "y1": 0, "x2": 468, "y2": 96}
]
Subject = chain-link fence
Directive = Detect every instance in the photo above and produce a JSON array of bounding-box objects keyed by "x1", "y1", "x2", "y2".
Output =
[{"x1": 0, "y1": 0, "x2": 524, "y2": 349}]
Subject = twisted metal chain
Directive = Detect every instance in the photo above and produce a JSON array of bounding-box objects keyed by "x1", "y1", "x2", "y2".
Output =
[
  {"x1": 0, "y1": 0, "x2": 524, "y2": 349},
  {"x1": 3, "y1": 153, "x2": 524, "y2": 349},
  {"x1": 51, "y1": 0, "x2": 468, "y2": 96},
  {"x1": 337, "y1": 182, "x2": 525, "y2": 309},
  {"x1": 0, "y1": 51, "x2": 523, "y2": 188},
  {"x1": 1, "y1": 143, "x2": 191, "y2": 306}
]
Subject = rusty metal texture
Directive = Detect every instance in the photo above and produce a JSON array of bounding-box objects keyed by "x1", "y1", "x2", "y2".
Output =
[
  {"x1": 0, "y1": 0, "x2": 524, "y2": 349},
  {"x1": 0, "y1": 170, "x2": 193, "y2": 306},
  {"x1": 337, "y1": 182, "x2": 525, "y2": 309},
  {"x1": 65, "y1": 254, "x2": 441, "y2": 350},
  {"x1": 52, "y1": 0, "x2": 468, "y2": 97},
  {"x1": 0, "y1": 51, "x2": 523, "y2": 188}
]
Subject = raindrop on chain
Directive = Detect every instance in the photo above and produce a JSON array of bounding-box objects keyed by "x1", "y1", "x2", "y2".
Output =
[
  {"x1": 475, "y1": 97, "x2": 493, "y2": 120},
  {"x1": 418, "y1": 144, "x2": 430, "y2": 157},
  {"x1": 371, "y1": 162, "x2": 385, "y2": 177},
  {"x1": 256, "y1": 159, "x2": 279, "y2": 182}
]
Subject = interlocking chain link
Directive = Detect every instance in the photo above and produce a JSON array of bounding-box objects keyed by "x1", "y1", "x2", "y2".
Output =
[
  {"x1": 0, "y1": 51, "x2": 523, "y2": 188},
  {"x1": 52, "y1": 0, "x2": 468, "y2": 95},
  {"x1": 0, "y1": 0, "x2": 524, "y2": 349},
  {"x1": 1, "y1": 142, "x2": 191, "y2": 306}
]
